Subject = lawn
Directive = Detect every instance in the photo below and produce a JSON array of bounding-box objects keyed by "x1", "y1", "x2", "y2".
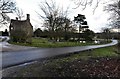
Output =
[
  {"x1": 3, "y1": 45, "x2": 120, "y2": 77},
  {"x1": 49, "y1": 46, "x2": 118, "y2": 62},
  {"x1": 10, "y1": 37, "x2": 111, "y2": 48}
]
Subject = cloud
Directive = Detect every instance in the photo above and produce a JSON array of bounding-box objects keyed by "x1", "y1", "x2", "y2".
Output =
[{"x1": 0, "y1": 0, "x2": 111, "y2": 33}]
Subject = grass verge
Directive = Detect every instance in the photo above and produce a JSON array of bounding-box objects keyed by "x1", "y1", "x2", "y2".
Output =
[{"x1": 9, "y1": 38, "x2": 111, "y2": 48}]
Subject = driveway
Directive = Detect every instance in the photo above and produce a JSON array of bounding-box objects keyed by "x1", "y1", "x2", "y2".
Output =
[{"x1": 1, "y1": 36, "x2": 118, "y2": 68}]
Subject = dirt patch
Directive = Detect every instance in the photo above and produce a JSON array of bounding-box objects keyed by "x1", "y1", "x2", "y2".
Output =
[{"x1": 2, "y1": 57, "x2": 120, "y2": 78}]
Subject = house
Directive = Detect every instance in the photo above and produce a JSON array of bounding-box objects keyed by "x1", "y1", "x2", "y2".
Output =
[{"x1": 9, "y1": 14, "x2": 33, "y2": 43}]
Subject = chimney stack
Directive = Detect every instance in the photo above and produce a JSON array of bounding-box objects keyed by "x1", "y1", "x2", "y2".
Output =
[
  {"x1": 16, "y1": 17, "x2": 18, "y2": 20},
  {"x1": 27, "y1": 14, "x2": 30, "y2": 21}
]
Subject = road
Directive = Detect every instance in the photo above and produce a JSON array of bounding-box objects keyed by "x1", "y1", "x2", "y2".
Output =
[
  {"x1": 1, "y1": 37, "x2": 118, "y2": 68},
  {"x1": 0, "y1": 36, "x2": 36, "y2": 52}
]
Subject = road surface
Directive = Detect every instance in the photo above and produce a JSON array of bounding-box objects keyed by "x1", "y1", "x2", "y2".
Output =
[
  {"x1": 0, "y1": 36, "x2": 36, "y2": 52},
  {"x1": 1, "y1": 37, "x2": 118, "y2": 68}
]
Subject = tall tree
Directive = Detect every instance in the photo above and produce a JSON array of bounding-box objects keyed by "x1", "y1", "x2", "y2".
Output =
[
  {"x1": 38, "y1": 0, "x2": 70, "y2": 31},
  {"x1": 74, "y1": 14, "x2": 89, "y2": 33},
  {"x1": 0, "y1": 0, "x2": 16, "y2": 26},
  {"x1": 105, "y1": 0, "x2": 120, "y2": 28},
  {"x1": 37, "y1": 0, "x2": 61, "y2": 32},
  {"x1": 74, "y1": 14, "x2": 89, "y2": 41},
  {"x1": 37, "y1": 0, "x2": 75, "y2": 40},
  {"x1": 83, "y1": 29, "x2": 95, "y2": 41},
  {"x1": 101, "y1": 27, "x2": 111, "y2": 41}
]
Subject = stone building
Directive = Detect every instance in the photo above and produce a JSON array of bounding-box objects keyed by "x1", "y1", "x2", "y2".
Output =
[{"x1": 9, "y1": 14, "x2": 33, "y2": 43}]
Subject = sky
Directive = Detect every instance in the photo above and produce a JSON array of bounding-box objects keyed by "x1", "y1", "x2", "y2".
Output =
[{"x1": 0, "y1": 0, "x2": 112, "y2": 33}]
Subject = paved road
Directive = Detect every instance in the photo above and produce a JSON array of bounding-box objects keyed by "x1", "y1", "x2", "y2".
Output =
[
  {"x1": 0, "y1": 36, "x2": 36, "y2": 52},
  {"x1": 1, "y1": 37, "x2": 118, "y2": 68}
]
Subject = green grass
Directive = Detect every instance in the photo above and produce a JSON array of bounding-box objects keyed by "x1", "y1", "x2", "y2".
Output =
[
  {"x1": 10, "y1": 38, "x2": 109, "y2": 48},
  {"x1": 27, "y1": 46, "x2": 118, "y2": 68},
  {"x1": 37, "y1": 46, "x2": 119, "y2": 69},
  {"x1": 56, "y1": 46, "x2": 118, "y2": 62}
]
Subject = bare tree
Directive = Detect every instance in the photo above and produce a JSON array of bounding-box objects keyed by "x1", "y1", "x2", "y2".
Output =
[
  {"x1": 71, "y1": 0, "x2": 101, "y2": 13},
  {"x1": 0, "y1": 0, "x2": 16, "y2": 26},
  {"x1": 104, "y1": 0, "x2": 120, "y2": 28},
  {"x1": 37, "y1": 0, "x2": 71, "y2": 32},
  {"x1": 101, "y1": 27, "x2": 111, "y2": 41},
  {"x1": 15, "y1": 7, "x2": 24, "y2": 20},
  {"x1": 37, "y1": 0, "x2": 60, "y2": 32},
  {"x1": 37, "y1": 0, "x2": 77, "y2": 40}
]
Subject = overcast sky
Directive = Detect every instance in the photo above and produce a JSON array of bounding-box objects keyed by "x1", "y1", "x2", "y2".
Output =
[{"x1": 1, "y1": 0, "x2": 112, "y2": 32}]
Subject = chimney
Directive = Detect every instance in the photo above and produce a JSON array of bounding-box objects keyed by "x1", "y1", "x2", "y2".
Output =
[
  {"x1": 27, "y1": 14, "x2": 30, "y2": 21},
  {"x1": 16, "y1": 17, "x2": 18, "y2": 20}
]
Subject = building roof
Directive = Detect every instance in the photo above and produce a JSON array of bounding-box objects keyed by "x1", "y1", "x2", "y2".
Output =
[{"x1": 10, "y1": 14, "x2": 33, "y2": 29}]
